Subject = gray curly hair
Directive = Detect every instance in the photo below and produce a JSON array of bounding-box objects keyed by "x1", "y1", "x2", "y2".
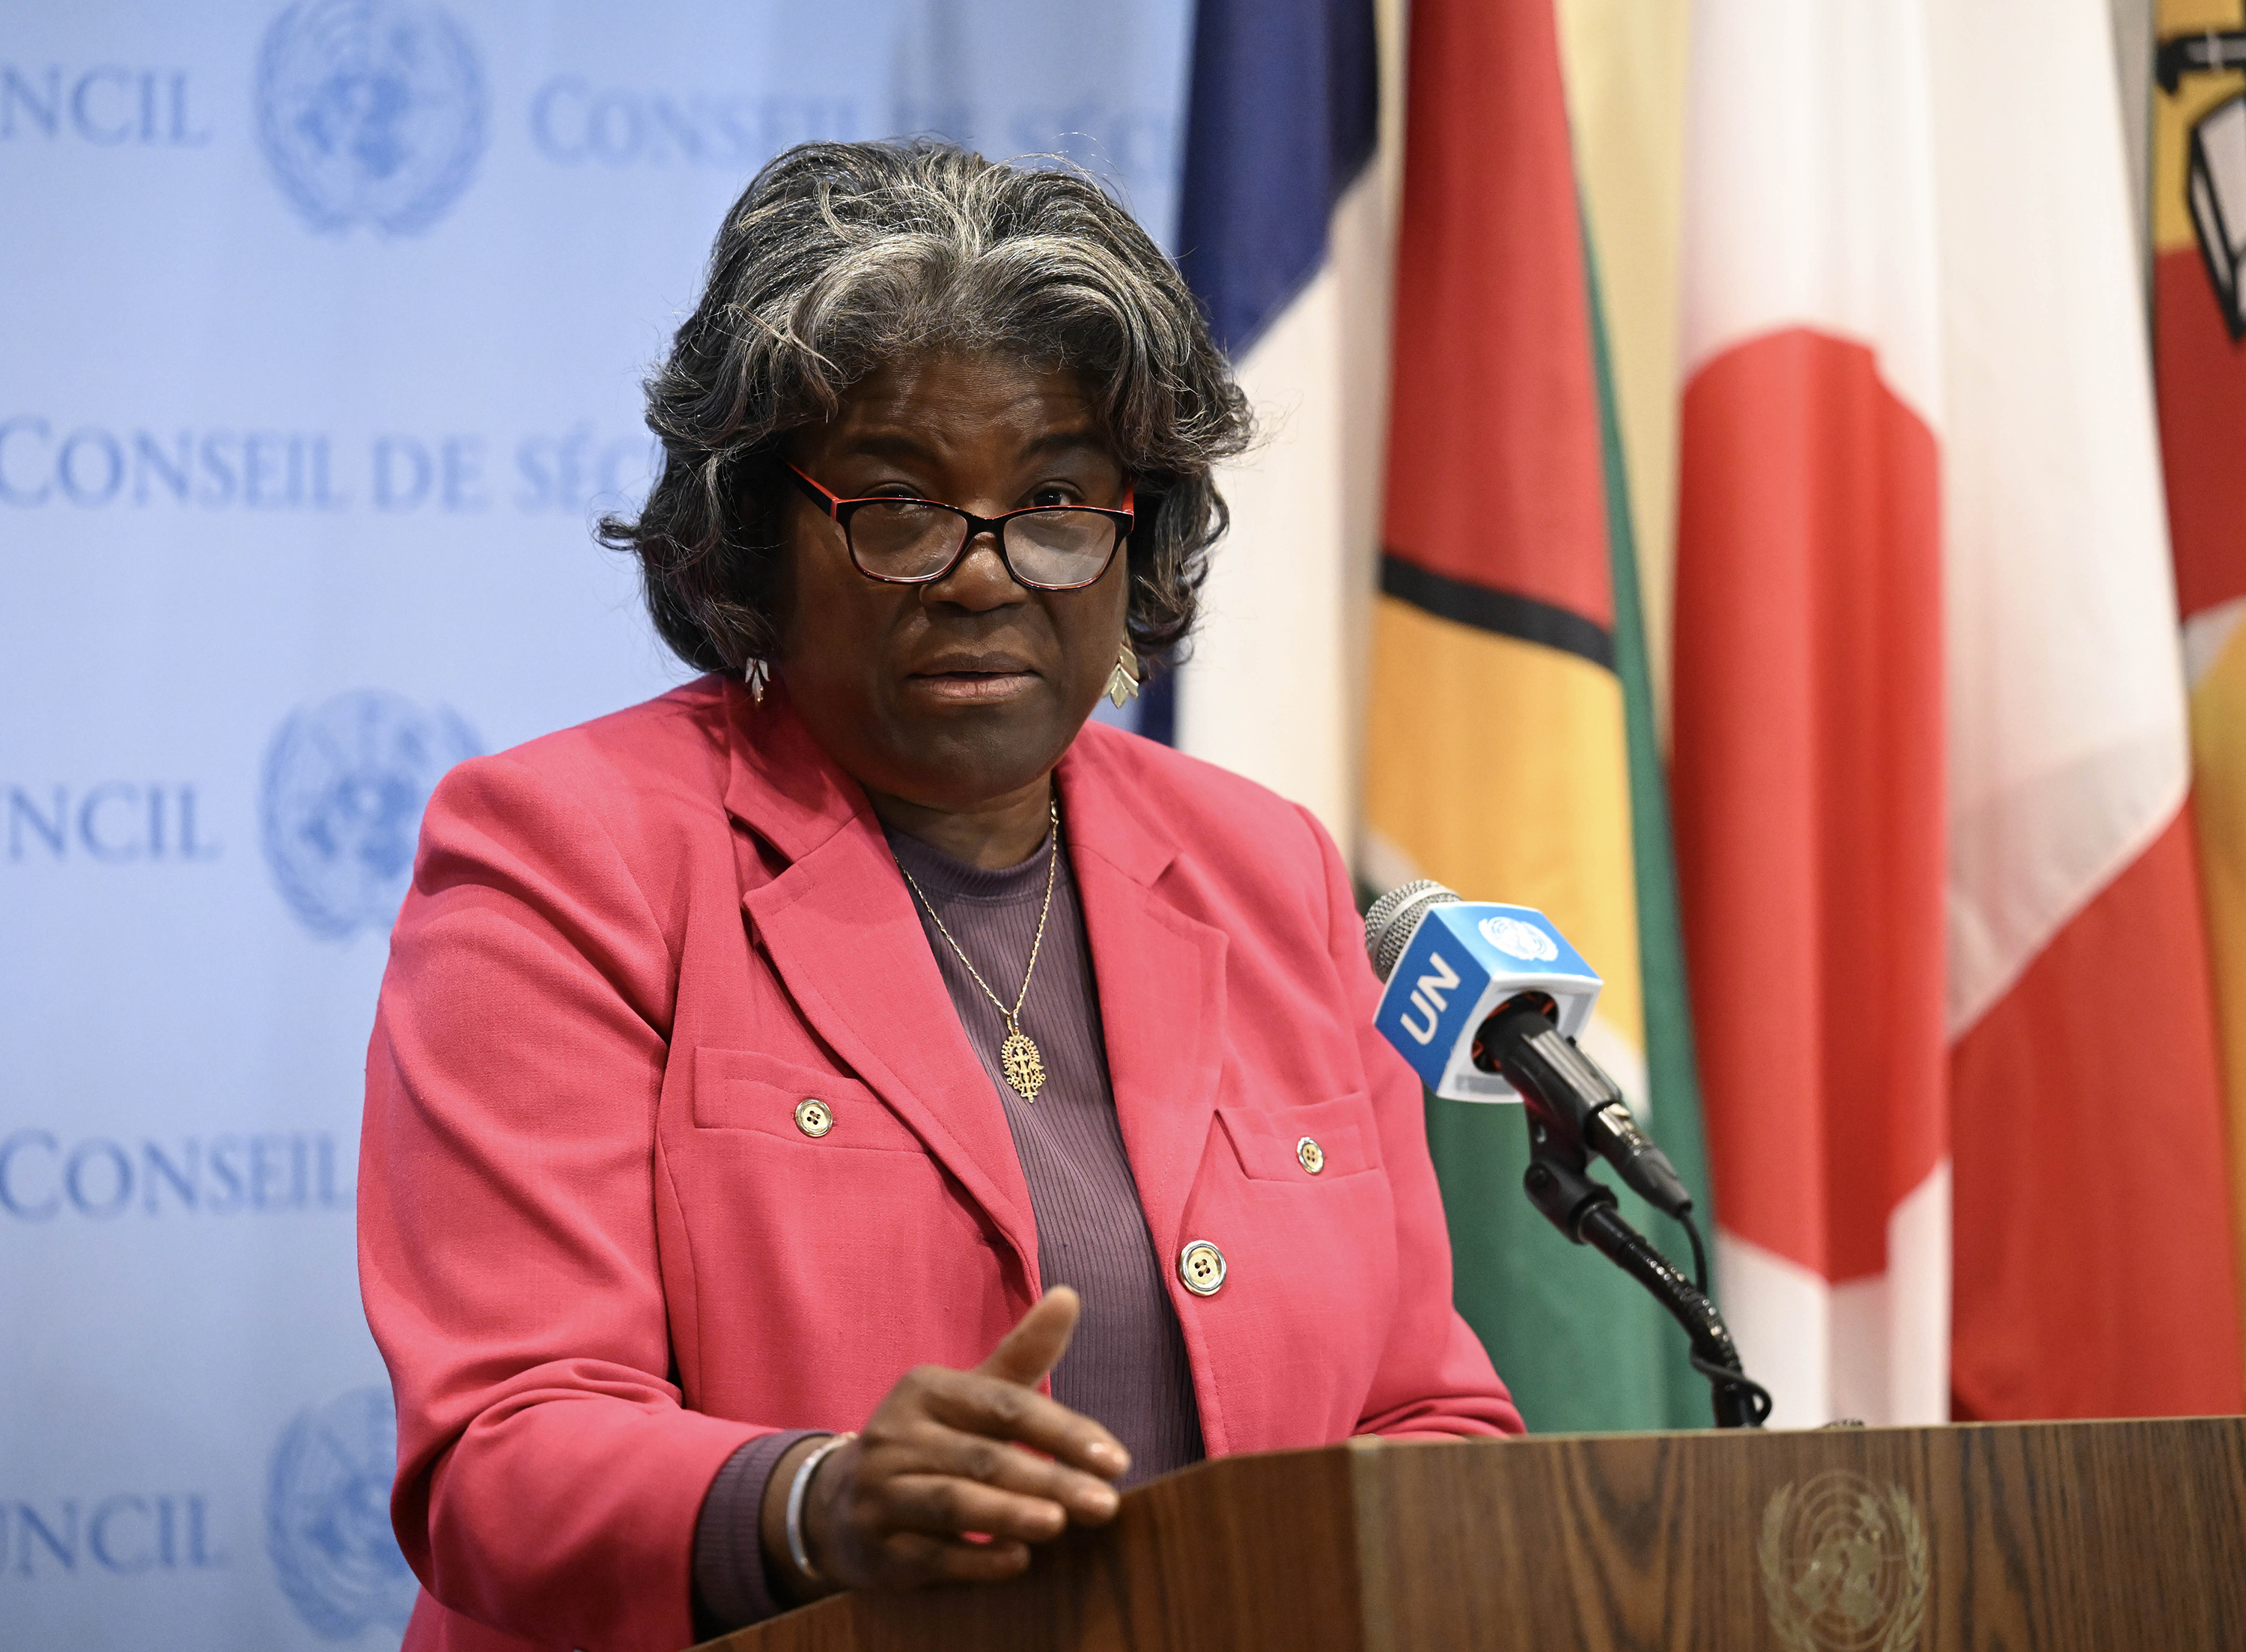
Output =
[{"x1": 599, "y1": 138, "x2": 1253, "y2": 678}]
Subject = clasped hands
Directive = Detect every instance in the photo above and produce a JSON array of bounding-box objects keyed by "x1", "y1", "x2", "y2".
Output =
[{"x1": 758, "y1": 1286, "x2": 1128, "y2": 1600}]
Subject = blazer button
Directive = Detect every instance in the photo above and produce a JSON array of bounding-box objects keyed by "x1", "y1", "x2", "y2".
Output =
[
  {"x1": 1178, "y1": 1239, "x2": 1227, "y2": 1296},
  {"x1": 1296, "y1": 1136, "x2": 1325, "y2": 1174},
  {"x1": 794, "y1": 1098, "x2": 834, "y2": 1138}
]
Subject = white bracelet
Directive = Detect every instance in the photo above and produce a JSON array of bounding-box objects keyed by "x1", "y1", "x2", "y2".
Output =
[{"x1": 785, "y1": 1432, "x2": 856, "y2": 1585}]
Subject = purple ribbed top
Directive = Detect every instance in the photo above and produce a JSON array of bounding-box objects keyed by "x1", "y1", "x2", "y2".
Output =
[
  {"x1": 692, "y1": 820, "x2": 1203, "y2": 1632},
  {"x1": 886, "y1": 821, "x2": 1205, "y2": 1482}
]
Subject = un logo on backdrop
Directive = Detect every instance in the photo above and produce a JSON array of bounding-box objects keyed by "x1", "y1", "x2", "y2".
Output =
[
  {"x1": 261, "y1": 689, "x2": 480, "y2": 939},
  {"x1": 268, "y1": 1386, "x2": 419, "y2": 1639},
  {"x1": 256, "y1": 0, "x2": 487, "y2": 235}
]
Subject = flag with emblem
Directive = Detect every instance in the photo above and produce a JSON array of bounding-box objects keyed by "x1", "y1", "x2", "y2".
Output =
[
  {"x1": 1363, "y1": 0, "x2": 1717, "y2": 1431},
  {"x1": 2154, "y1": 0, "x2": 2246, "y2": 1356},
  {"x1": 1673, "y1": 0, "x2": 2242, "y2": 1424}
]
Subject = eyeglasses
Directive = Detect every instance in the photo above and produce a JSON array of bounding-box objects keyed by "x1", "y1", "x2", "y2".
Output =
[{"x1": 786, "y1": 464, "x2": 1134, "y2": 591}]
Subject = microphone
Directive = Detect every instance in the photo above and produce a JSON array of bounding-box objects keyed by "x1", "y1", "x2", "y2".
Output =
[
  {"x1": 1365, "y1": 879, "x2": 1773, "y2": 1428},
  {"x1": 1364, "y1": 880, "x2": 1692, "y2": 1219}
]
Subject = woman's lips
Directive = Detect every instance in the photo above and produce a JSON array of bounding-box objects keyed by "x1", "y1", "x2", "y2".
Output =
[{"x1": 909, "y1": 668, "x2": 1038, "y2": 704}]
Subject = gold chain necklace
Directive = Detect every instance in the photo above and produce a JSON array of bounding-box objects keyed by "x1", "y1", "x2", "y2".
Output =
[{"x1": 897, "y1": 798, "x2": 1060, "y2": 1103}]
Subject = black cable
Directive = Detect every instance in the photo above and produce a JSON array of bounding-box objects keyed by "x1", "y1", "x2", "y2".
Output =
[
  {"x1": 1512, "y1": 1104, "x2": 1770, "y2": 1426},
  {"x1": 1677, "y1": 1209, "x2": 1709, "y2": 1295},
  {"x1": 1568, "y1": 1196, "x2": 1768, "y2": 1428},
  {"x1": 1671, "y1": 1208, "x2": 1762, "y2": 1418},
  {"x1": 1689, "y1": 1352, "x2": 1774, "y2": 1426}
]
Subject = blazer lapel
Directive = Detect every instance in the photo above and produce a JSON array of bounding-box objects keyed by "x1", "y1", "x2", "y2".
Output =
[
  {"x1": 1058, "y1": 739, "x2": 1229, "y2": 1272},
  {"x1": 724, "y1": 689, "x2": 1041, "y2": 1284}
]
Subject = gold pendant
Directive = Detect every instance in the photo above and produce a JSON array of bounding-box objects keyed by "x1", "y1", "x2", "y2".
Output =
[{"x1": 1000, "y1": 1023, "x2": 1047, "y2": 1102}]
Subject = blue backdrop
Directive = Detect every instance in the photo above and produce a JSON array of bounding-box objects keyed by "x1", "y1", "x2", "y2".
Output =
[{"x1": 0, "y1": 2, "x2": 1190, "y2": 1643}]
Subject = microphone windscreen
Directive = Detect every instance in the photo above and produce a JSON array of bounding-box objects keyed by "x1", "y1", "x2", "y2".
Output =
[
  {"x1": 1364, "y1": 879, "x2": 1461, "y2": 982},
  {"x1": 1369, "y1": 896, "x2": 1604, "y2": 1102}
]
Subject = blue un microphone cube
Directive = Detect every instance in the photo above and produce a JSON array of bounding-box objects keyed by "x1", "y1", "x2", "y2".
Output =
[{"x1": 1372, "y1": 904, "x2": 1603, "y2": 1103}]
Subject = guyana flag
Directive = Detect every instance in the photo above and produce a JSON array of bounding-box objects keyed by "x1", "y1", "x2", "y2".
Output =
[
  {"x1": 2155, "y1": 0, "x2": 2246, "y2": 1356},
  {"x1": 1363, "y1": 0, "x2": 1716, "y2": 1431}
]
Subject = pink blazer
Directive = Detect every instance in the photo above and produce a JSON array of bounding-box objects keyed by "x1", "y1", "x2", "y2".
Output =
[{"x1": 359, "y1": 676, "x2": 1520, "y2": 1652}]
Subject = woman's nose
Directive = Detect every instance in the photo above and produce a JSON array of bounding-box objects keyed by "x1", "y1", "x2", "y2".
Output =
[{"x1": 924, "y1": 530, "x2": 1026, "y2": 610}]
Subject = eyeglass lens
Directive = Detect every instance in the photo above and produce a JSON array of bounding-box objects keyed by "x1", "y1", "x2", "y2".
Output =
[{"x1": 849, "y1": 502, "x2": 1116, "y2": 588}]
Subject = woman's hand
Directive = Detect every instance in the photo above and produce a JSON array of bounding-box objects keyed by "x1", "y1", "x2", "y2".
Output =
[{"x1": 761, "y1": 1287, "x2": 1130, "y2": 1598}]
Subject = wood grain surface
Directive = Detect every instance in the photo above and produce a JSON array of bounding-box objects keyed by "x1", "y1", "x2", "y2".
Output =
[
  {"x1": 716, "y1": 1445, "x2": 1366, "y2": 1652},
  {"x1": 701, "y1": 1419, "x2": 2246, "y2": 1652}
]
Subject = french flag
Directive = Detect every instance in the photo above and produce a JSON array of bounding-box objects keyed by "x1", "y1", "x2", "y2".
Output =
[{"x1": 1166, "y1": 0, "x2": 1382, "y2": 855}]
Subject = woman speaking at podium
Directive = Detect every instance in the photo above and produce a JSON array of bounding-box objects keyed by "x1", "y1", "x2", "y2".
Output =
[{"x1": 358, "y1": 139, "x2": 1521, "y2": 1652}]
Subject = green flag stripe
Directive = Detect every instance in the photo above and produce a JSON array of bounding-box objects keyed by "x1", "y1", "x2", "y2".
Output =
[{"x1": 1584, "y1": 228, "x2": 1719, "y2": 1427}]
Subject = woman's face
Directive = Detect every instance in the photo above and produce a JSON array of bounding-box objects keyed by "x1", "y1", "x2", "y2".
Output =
[{"x1": 776, "y1": 350, "x2": 1133, "y2": 814}]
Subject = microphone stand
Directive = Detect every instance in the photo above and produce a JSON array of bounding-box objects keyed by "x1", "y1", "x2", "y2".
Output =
[{"x1": 1516, "y1": 1109, "x2": 1771, "y2": 1429}]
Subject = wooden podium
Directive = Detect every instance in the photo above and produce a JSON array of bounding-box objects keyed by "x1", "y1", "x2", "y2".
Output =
[{"x1": 702, "y1": 1418, "x2": 2246, "y2": 1651}]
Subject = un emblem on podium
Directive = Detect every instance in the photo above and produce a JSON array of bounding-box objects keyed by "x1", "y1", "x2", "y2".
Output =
[
  {"x1": 267, "y1": 1386, "x2": 419, "y2": 1639},
  {"x1": 1759, "y1": 1472, "x2": 1929, "y2": 1652},
  {"x1": 261, "y1": 689, "x2": 480, "y2": 939},
  {"x1": 256, "y1": 0, "x2": 487, "y2": 235}
]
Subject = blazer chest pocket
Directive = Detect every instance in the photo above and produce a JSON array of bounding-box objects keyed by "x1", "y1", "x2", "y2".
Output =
[
  {"x1": 1216, "y1": 1097, "x2": 1375, "y2": 1181},
  {"x1": 692, "y1": 1046, "x2": 925, "y2": 1153}
]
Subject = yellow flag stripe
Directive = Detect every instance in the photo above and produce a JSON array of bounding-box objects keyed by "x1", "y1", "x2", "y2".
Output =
[
  {"x1": 2190, "y1": 630, "x2": 2246, "y2": 1337},
  {"x1": 1555, "y1": 0, "x2": 1692, "y2": 744},
  {"x1": 1364, "y1": 594, "x2": 1644, "y2": 1050},
  {"x1": 2155, "y1": 0, "x2": 2246, "y2": 252}
]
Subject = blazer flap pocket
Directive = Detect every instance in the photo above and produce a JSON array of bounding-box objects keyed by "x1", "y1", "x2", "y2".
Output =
[
  {"x1": 1216, "y1": 1097, "x2": 1373, "y2": 1181},
  {"x1": 693, "y1": 1046, "x2": 924, "y2": 1152}
]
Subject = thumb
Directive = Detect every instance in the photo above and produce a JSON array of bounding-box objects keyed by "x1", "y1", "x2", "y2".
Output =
[{"x1": 976, "y1": 1286, "x2": 1081, "y2": 1389}]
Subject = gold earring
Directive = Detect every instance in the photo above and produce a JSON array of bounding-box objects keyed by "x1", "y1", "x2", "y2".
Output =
[
  {"x1": 1105, "y1": 641, "x2": 1141, "y2": 708},
  {"x1": 745, "y1": 658, "x2": 770, "y2": 704}
]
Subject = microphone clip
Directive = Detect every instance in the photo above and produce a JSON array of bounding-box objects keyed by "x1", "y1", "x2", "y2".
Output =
[{"x1": 1480, "y1": 1001, "x2": 1694, "y2": 1219}]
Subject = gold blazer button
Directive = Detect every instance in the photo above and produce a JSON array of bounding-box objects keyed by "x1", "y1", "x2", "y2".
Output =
[
  {"x1": 1178, "y1": 1239, "x2": 1227, "y2": 1296},
  {"x1": 1296, "y1": 1136, "x2": 1325, "y2": 1174},
  {"x1": 794, "y1": 1098, "x2": 834, "y2": 1138}
]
